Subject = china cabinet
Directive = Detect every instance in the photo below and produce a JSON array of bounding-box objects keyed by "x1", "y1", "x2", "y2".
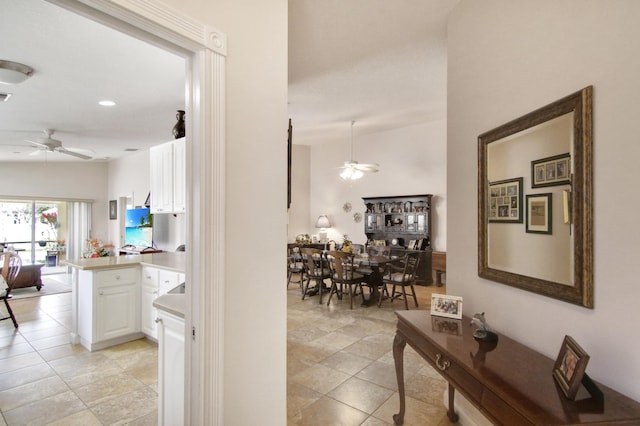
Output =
[{"x1": 362, "y1": 194, "x2": 433, "y2": 284}]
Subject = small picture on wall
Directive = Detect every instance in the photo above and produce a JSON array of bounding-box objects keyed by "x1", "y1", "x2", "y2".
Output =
[
  {"x1": 532, "y1": 153, "x2": 571, "y2": 188},
  {"x1": 489, "y1": 177, "x2": 523, "y2": 223},
  {"x1": 526, "y1": 193, "x2": 552, "y2": 234},
  {"x1": 109, "y1": 200, "x2": 117, "y2": 220}
]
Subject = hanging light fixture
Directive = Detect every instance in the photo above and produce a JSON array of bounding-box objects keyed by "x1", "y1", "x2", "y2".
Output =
[
  {"x1": 0, "y1": 60, "x2": 34, "y2": 85},
  {"x1": 338, "y1": 120, "x2": 379, "y2": 180}
]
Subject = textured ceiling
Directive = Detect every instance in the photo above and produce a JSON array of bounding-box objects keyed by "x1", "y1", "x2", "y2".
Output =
[
  {"x1": 0, "y1": 0, "x2": 457, "y2": 162},
  {"x1": 288, "y1": 0, "x2": 459, "y2": 145},
  {"x1": 0, "y1": 0, "x2": 185, "y2": 162}
]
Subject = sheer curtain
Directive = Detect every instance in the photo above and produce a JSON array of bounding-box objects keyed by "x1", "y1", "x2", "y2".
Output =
[{"x1": 66, "y1": 201, "x2": 92, "y2": 259}]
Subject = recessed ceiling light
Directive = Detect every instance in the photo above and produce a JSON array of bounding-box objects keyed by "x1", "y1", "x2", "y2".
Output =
[{"x1": 99, "y1": 100, "x2": 116, "y2": 106}]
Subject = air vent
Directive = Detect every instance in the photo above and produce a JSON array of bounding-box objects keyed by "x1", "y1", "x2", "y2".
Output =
[
  {"x1": 124, "y1": 148, "x2": 139, "y2": 152},
  {"x1": 0, "y1": 93, "x2": 12, "y2": 102}
]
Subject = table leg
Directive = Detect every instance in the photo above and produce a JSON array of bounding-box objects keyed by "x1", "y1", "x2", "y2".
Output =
[
  {"x1": 447, "y1": 383, "x2": 459, "y2": 422},
  {"x1": 393, "y1": 332, "x2": 407, "y2": 425}
]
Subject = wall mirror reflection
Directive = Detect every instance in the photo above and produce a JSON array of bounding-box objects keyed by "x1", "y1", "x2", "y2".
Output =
[{"x1": 478, "y1": 86, "x2": 593, "y2": 308}]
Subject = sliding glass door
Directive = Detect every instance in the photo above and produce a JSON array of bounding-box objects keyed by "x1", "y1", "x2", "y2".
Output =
[{"x1": 0, "y1": 199, "x2": 68, "y2": 272}]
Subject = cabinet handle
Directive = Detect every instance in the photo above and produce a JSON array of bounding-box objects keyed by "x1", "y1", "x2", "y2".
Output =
[
  {"x1": 155, "y1": 318, "x2": 163, "y2": 324},
  {"x1": 435, "y1": 353, "x2": 451, "y2": 371}
]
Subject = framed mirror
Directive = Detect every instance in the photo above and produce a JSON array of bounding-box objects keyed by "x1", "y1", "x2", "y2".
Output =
[{"x1": 478, "y1": 86, "x2": 593, "y2": 308}]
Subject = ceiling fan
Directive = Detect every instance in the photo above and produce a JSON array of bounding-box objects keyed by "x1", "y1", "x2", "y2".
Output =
[
  {"x1": 339, "y1": 120, "x2": 379, "y2": 180},
  {"x1": 26, "y1": 129, "x2": 93, "y2": 160}
]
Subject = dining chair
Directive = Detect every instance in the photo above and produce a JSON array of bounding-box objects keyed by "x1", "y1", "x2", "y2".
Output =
[
  {"x1": 325, "y1": 250, "x2": 365, "y2": 309},
  {"x1": 287, "y1": 245, "x2": 305, "y2": 291},
  {"x1": 300, "y1": 248, "x2": 331, "y2": 303},
  {"x1": 380, "y1": 251, "x2": 421, "y2": 309},
  {"x1": 0, "y1": 252, "x2": 22, "y2": 328}
]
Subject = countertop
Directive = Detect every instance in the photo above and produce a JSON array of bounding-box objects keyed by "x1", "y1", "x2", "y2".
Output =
[
  {"x1": 153, "y1": 294, "x2": 186, "y2": 318},
  {"x1": 63, "y1": 252, "x2": 185, "y2": 272}
]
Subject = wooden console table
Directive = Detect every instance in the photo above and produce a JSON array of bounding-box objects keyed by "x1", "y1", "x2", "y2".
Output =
[{"x1": 393, "y1": 311, "x2": 640, "y2": 425}]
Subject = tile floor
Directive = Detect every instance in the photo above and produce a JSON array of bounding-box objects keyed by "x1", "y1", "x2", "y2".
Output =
[
  {"x1": 0, "y1": 283, "x2": 158, "y2": 425},
  {"x1": 0, "y1": 272, "x2": 453, "y2": 425},
  {"x1": 287, "y1": 276, "x2": 456, "y2": 426}
]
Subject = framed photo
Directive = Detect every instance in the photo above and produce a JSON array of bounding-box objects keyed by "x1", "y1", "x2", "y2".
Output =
[
  {"x1": 430, "y1": 294, "x2": 463, "y2": 319},
  {"x1": 407, "y1": 240, "x2": 416, "y2": 250},
  {"x1": 526, "y1": 193, "x2": 552, "y2": 234},
  {"x1": 431, "y1": 316, "x2": 461, "y2": 335},
  {"x1": 553, "y1": 335, "x2": 590, "y2": 400},
  {"x1": 488, "y1": 177, "x2": 523, "y2": 223},
  {"x1": 532, "y1": 153, "x2": 571, "y2": 188},
  {"x1": 109, "y1": 200, "x2": 117, "y2": 220}
]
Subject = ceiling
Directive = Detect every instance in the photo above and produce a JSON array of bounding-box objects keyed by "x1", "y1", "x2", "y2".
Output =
[{"x1": 0, "y1": 0, "x2": 457, "y2": 162}]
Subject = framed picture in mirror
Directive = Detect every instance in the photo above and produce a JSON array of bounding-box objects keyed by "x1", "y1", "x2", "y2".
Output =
[
  {"x1": 532, "y1": 153, "x2": 571, "y2": 188},
  {"x1": 488, "y1": 177, "x2": 523, "y2": 223},
  {"x1": 526, "y1": 193, "x2": 552, "y2": 234}
]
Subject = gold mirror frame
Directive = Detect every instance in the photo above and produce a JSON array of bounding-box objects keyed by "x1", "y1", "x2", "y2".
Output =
[{"x1": 478, "y1": 86, "x2": 593, "y2": 308}]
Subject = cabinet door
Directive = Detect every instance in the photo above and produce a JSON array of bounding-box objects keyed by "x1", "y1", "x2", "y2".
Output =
[
  {"x1": 140, "y1": 267, "x2": 159, "y2": 338},
  {"x1": 173, "y1": 138, "x2": 186, "y2": 213},
  {"x1": 157, "y1": 310, "x2": 185, "y2": 426},
  {"x1": 150, "y1": 142, "x2": 174, "y2": 213},
  {"x1": 96, "y1": 282, "x2": 138, "y2": 342}
]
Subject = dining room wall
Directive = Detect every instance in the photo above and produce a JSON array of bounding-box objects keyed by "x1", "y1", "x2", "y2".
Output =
[
  {"x1": 448, "y1": 0, "x2": 640, "y2": 401},
  {"x1": 307, "y1": 121, "x2": 447, "y2": 251}
]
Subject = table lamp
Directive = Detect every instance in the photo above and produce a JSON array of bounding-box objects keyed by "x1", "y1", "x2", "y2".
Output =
[{"x1": 315, "y1": 215, "x2": 331, "y2": 245}]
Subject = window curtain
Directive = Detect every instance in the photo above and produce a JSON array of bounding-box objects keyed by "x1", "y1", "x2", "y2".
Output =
[{"x1": 66, "y1": 201, "x2": 92, "y2": 259}]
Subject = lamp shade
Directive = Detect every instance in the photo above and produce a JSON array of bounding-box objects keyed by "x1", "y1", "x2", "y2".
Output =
[
  {"x1": 0, "y1": 60, "x2": 34, "y2": 85},
  {"x1": 315, "y1": 215, "x2": 331, "y2": 229}
]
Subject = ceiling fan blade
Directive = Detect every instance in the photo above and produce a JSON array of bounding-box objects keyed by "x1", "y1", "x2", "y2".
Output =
[
  {"x1": 57, "y1": 147, "x2": 92, "y2": 160},
  {"x1": 354, "y1": 163, "x2": 379, "y2": 172},
  {"x1": 26, "y1": 139, "x2": 50, "y2": 149}
]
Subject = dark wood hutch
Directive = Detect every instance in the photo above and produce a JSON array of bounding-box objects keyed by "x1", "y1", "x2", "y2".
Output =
[{"x1": 363, "y1": 194, "x2": 433, "y2": 285}]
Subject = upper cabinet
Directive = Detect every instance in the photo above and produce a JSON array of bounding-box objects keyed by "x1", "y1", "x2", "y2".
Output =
[{"x1": 150, "y1": 138, "x2": 186, "y2": 214}]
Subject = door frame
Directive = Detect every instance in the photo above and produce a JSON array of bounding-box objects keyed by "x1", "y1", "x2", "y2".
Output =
[{"x1": 46, "y1": 1, "x2": 226, "y2": 424}]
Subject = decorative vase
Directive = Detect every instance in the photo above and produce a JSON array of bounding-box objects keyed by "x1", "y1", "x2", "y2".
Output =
[{"x1": 172, "y1": 110, "x2": 186, "y2": 139}]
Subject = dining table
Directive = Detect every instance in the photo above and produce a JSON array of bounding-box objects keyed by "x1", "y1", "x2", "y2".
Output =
[{"x1": 354, "y1": 253, "x2": 399, "y2": 306}]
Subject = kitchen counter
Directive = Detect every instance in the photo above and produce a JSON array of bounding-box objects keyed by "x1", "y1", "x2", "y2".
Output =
[
  {"x1": 153, "y1": 294, "x2": 186, "y2": 318},
  {"x1": 64, "y1": 252, "x2": 185, "y2": 272}
]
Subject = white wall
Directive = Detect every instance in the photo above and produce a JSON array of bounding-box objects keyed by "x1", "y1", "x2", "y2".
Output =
[
  {"x1": 162, "y1": 1, "x2": 288, "y2": 424},
  {"x1": 0, "y1": 161, "x2": 109, "y2": 241},
  {"x1": 306, "y1": 121, "x2": 447, "y2": 250},
  {"x1": 448, "y1": 0, "x2": 640, "y2": 401}
]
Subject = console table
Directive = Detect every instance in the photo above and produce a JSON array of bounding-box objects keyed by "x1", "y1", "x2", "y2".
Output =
[{"x1": 393, "y1": 311, "x2": 640, "y2": 425}]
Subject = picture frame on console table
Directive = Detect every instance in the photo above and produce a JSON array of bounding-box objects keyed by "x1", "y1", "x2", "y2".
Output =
[
  {"x1": 430, "y1": 294, "x2": 463, "y2": 320},
  {"x1": 553, "y1": 335, "x2": 590, "y2": 400}
]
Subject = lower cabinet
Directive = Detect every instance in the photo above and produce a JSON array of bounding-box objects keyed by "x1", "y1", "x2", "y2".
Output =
[
  {"x1": 156, "y1": 309, "x2": 185, "y2": 426},
  {"x1": 78, "y1": 267, "x2": 142, "y2": 351},
  {"x1": 140, "y1": 266, "x2": 185, "y2": 340}
]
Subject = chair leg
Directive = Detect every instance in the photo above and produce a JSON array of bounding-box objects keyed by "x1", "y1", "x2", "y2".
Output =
[
  {"x1": 4, "y1": 299, "x2": 17, "y2": 328},
  {"x1": 326, "y1": 281, "x2": 337, "y2": 306},
  {"x1": 410, "y1": 283, "x2": 419, "y2": 307},
  {"x1": 318, "y1": 279, "x2": 324, "y2": 304},
  {"x1": 301, "y1": 276, "x2": 311, "y2": 300},
  {"x1": 401, "y1": 285, "x2": 409, "y2": 310}
]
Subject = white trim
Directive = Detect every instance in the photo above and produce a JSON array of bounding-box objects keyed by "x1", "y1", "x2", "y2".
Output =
[{"x1": 45, "y1": 1, "x2": 225, "y2": 424}]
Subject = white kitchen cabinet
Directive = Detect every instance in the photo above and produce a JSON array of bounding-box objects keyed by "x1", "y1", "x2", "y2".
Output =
[
  {"x1": 156, "y1": 308, "x2": 185, "y2": 426},
  {"x1": 77, "y1": 267, "x2": 142, "y2": 351},
  {"x1": 150, "y1": 137, "x2": 185, "y2": 214},
  {"x1": 140, "y1": 266, "x2": 160, "y2": 338},
  {"x1": 140, "y1": 266, "x2": 185, "y2": 340}
]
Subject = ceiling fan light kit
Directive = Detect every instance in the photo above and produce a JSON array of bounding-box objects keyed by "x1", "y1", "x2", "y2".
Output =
[
  {"x1": 339, "y1": 120, "x2": 379, "y2": 180},
  {"x1": 0, "y1": 60, "x2": 34, "y2": 85}
]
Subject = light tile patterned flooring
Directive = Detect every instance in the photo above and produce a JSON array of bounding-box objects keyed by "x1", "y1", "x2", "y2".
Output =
[
  {"x1": 287, "y1": 276, "x2": 455, "y2": 426},
  {"x1": 0, "y1": 273, "x2": 453, "y2": 425},
  {"x1": 0, "y1": 283, "x2": 158, "y2": 425}
]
